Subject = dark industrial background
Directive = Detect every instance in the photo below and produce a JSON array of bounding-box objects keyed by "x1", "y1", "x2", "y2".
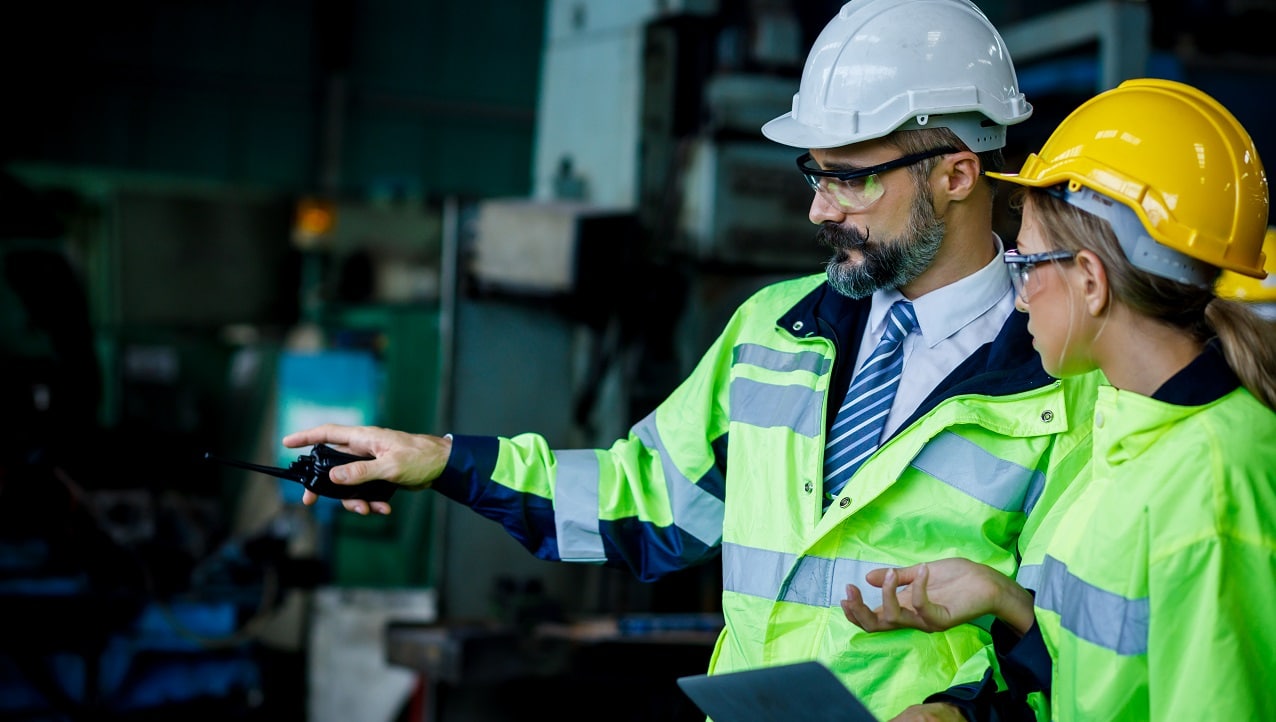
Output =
[{"x1": 2, "y1": 1, "x2": 1273, "y2": 721}]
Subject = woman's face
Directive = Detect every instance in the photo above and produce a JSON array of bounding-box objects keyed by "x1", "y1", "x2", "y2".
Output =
[{"x1": 1014, "y1": 203, "x2": 1096, "y2": 378}]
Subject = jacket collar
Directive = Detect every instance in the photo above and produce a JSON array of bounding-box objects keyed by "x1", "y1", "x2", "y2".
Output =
[
  {"x1": 901, "y1": 309, "x2": 1053, "y2": 430},
  {"x1": 1153, "y1": 338, "x2": 1238, "y2": 405},
  {"x1": 778, "y1": 279, "x2": 854, "y2": 341},
  {"x1": 777, "y1": 280, "x2": 1054, "y2": 432}
]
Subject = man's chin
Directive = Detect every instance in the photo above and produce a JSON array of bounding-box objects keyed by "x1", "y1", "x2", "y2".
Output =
[{"x1": 826, "y1": 269, "x2": 878, "y2": 299}]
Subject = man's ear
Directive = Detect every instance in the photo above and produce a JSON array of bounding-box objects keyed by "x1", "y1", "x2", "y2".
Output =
[
  {"x1": 1072, "y1": 249, "x2": 1110, "y2": 316},
  {"x1": 937, "y1": 151, "x2": 981, "y2": 201}
]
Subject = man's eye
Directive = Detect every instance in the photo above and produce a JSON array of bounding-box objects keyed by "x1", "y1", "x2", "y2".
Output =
[{"x1": 839, "y1": 177, "x2": 868, "y2": 192}]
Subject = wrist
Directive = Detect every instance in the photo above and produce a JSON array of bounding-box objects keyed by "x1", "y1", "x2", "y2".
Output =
[{"x1": 995, "y1": 581, "x2": 1036, "y2": 636}]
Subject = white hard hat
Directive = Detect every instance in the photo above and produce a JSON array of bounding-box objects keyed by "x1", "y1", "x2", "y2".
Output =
[{"x1": 762, "y1": 0, "x2": 1032, "y2": 151}]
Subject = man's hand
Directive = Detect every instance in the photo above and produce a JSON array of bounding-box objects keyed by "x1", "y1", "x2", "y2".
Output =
[
  {"x1": 282, "y1": 424, "x2": 452, "y2": 516},
  {"x1": 888, "y1": 702, "x2": 968, "y2": 722}
]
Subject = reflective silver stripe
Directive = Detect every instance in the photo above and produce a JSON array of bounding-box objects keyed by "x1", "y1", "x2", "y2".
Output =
[
  {"x1": 632, "y1": 413, "x2": 724, "y2": 547},
  {"x1": 553, "y1": 449, "x2": 605, "y2": 562},
  {"x1": 1016, "y1": 562, "x2": 1043, "y2": 592},
  {"x1": 785, "y1": 554, "x2": 890, "y2": 610},
  {"x1": 722, "y1": 542, "x2": 887, "y2": 610},
  {"x1": 723, "y1": 542, "x2": 794, "y2": 600},
  {"x1": 1037, "y1": 555, "x2": 1149, "y2": 656},
  {"x1": 733, "y1": 343, "x2": 831, "y2": 375},
  {"x1": 554, "y1": 414, "x2": 725, "y2": 562},
  {"x1": 910, "y1": 431, "x2": 1044, "y2": 513},
  {"x1": 729, "y1": 377, "x2": 823, "y2": 438}
]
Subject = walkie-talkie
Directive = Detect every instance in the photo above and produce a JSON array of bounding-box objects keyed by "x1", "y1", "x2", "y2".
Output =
[{"x1": 204, "y1": 443, "x2": 398, "y2": 502}]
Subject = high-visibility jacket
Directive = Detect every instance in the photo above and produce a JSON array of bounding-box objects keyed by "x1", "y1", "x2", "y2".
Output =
[
  {"x1": 1029, "y1": 355, "x2": 1276, "y2": 720},
  {"x1": 435, "y1": 274, "x2": 1098, "y2": 719}
]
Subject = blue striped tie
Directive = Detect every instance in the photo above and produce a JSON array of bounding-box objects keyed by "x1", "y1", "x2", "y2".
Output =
[{"x1": 823, "y1": 300, "x2": 919, "y2": 504}]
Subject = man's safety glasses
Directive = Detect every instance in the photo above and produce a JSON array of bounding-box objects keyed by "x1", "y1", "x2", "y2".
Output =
[
  {"x1": 1003, "y1": 248, "x2": 1076, "y2": 303},
  {"x1": 797, "y1": 147, "x2": 958, "y2": 212}
]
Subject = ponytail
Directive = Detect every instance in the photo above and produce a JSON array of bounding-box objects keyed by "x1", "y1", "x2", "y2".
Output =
[{"x1": 1206, "y1": 298, "x2": 1276, "y2": 411}]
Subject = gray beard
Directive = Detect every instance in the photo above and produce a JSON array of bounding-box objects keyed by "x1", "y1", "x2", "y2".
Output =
[{"x1": 819, "y1": 194, "x2": 946, "y2": 299}]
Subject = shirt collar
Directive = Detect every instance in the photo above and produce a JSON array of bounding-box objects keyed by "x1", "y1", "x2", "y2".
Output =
[
  {"x1": 1153, "y1": 338, "x2": 1239, "y2": 405},
  {"x1": 868, "y1": 234, "x2": 1012, "y2": 346}
]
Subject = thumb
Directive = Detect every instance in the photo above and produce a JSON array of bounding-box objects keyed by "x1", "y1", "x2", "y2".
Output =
[{"x1": 328, "y1": 460, "x2": 368, "y2": 484}]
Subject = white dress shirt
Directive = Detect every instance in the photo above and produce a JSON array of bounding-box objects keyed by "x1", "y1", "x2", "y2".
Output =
[{"x1": 853, "y1": 235, "x2": 1017, "y2": 439}]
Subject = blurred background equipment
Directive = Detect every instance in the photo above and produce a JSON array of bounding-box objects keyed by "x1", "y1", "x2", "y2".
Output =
[{"x1": 1216, "y1": 227, "x2": 1276, "y2": 319}]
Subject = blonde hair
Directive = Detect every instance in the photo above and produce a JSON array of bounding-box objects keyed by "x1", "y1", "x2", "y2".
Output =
[{"x1": 1022, "y1": 188, "x2": 1276, "y2": 410}]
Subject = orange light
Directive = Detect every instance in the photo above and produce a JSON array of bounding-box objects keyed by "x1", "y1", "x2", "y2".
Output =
[
  {"x1": 295, "y1": 198, "x2": 336, "y2": 236},
  {"x1": 293, "y1": 197, "x2": 338, "y2": 250}
]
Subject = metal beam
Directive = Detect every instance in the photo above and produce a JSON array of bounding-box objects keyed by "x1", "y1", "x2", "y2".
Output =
[{"x1": 1001, "y1": 0, "x2": 1151, "y2": 92}]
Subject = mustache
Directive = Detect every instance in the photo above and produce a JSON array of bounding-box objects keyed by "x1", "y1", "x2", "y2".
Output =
[{"x1": 817, "y1": 222, "x2": 870, "y2": 252}]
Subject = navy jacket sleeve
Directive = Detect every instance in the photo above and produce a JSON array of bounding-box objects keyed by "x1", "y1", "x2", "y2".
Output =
[{"x1": 924, "y1": 619, "x2": 1051, "y2": 721}]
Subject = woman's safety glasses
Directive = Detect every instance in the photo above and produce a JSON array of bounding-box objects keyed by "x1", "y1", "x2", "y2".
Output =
[
  {"x1": 797, "y1": 147, "x2": 957, "y2": 212},
  {"x1": 1003, "y1": 248, "x2": 1076, "y2": 303}
]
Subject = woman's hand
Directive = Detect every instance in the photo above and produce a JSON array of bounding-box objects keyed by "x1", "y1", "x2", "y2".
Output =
[{"x1": 841, "y1": 557, "x2": 1035, "y2": 635}]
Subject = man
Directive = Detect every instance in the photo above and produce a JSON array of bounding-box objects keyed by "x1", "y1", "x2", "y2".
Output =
[{"x1": 283, "y1": 0, "x2": 1097, "y2": 717}]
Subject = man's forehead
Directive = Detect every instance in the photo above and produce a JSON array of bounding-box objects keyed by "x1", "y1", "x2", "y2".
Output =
[{"x1": 810, "y1": 136, "x2": 899, "y2": 166}]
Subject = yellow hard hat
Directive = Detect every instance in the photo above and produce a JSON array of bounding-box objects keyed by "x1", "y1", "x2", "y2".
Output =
[
  {"x1": 1217, "y1": 227, "x2": 1276, "y2": 301},
  {"x1": 988, "y1": 78, "x2": 1269, "y2": 279}
]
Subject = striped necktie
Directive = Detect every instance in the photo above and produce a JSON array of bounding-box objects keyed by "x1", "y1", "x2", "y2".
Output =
[{"x1": 823, "y1": 300, "x2": 919, "y2": 505}]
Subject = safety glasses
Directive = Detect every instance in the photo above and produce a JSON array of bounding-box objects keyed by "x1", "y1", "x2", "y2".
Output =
[
  {"x1": 1003, "y1": 248, "x2": 1076, "y2": 302},
  {"x1": 797, "y1": 147, "x2": 958, "y2": 212}
]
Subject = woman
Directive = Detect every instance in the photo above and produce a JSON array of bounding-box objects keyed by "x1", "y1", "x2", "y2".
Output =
[{"x1": 841, "y1": 78, "x2": 1276, "y2": 721}]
